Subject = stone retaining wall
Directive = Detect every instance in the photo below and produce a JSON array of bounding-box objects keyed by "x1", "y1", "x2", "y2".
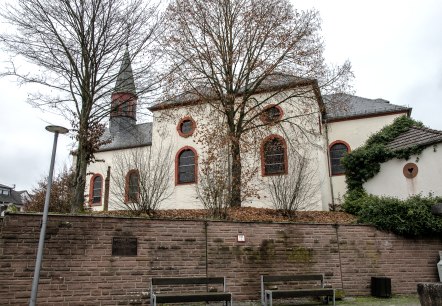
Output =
[{"x1": 0, "y1": 213, "x2": 441, "y2": 305}]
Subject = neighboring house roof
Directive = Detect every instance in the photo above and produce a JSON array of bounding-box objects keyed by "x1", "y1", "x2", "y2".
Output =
[
  {"x1": 149, "y1": 73, "x2": 322, "y2": 111},
  {"x1": 0, "y1": 184, "x2": 23, "y2": 206},
  {"x1": 98, "y1": 122, "x2": 152, "y2": 152},
  {"x1": 386, "y1": 126, "x2": 442, "y2": 151},
  {"x1": 323, "y1": 93, "x2": 411, "y2": 122}
]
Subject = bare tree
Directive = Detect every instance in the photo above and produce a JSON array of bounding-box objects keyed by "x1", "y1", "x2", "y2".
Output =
[
  {"x1": 0, "y1": 0, "x2": 162, "y2": 212},
  {"x1": 110, "y1": 144, "x2": 173, "y2": 215},
  {"x1": 24, "y1": 166, "x2": 74, "y2": 213},
  {"x1": 266, "y1": 147, "x2": 320, "y2": 218},
  {"x1": 194, "y1": 111, "x2": 261, "y2": 218},
  {"x1": 196, "y1": 155, "x2": 231, "y2": 219},
  {"x1": 161, "y1": 0, "x2": 352, "y2": 207}
]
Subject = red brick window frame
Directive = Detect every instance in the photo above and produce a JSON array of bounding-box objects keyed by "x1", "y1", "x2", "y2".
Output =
[
  {"x1": 89, "y1": 174, "x2": 103, "y2": 206},
  {"x1": 125, "y1": 169, "x2": 140, "y2": 203},
  {"x1": 260, "y1": 104, "x2": 284, "y2": 125},
  {"x1": 261, "y1": 134, "x2": 288, "y2": 176},
  {"x1": 329, "y1": 140, "x2": 351, "y2": 176},
  {"x1": 177, "y1": 116, "x2": 196, "y2": 138},
  {"x1": 175, "y1": 146, "x2": 198, "y2": 185}
]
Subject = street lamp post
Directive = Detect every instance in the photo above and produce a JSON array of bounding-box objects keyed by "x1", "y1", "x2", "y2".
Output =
[{"x1": 29, "y1": 125, "x2": 69, "y2": 306}]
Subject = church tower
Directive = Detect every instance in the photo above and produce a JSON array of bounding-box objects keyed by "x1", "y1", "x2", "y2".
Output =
[{"x1": 109, "y1": 48, "x2": 137, "y2": 134}]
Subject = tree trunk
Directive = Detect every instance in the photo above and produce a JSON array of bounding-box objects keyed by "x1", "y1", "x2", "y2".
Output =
[
  {"x1": 71, "y1": 138, "x2": 88, "y2": 212},
  {"x1": 230, "y1": 139, "x2": 242, "y2": 207}
]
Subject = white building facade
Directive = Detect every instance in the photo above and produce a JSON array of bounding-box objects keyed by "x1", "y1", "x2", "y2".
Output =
[{"x1": 85, "y1": 53, "x2": 415, "y2": 211}]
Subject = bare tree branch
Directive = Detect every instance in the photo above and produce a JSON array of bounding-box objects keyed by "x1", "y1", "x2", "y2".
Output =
[
  {"x1": 110, "y1": 143, "x2": 173, "y2": 215},
  {"x1": 0, "y1": 0, "x2": 163, "y2": 211},
  {"x1": 161, "y1": 0, "x2": 352, "y2": 207}
]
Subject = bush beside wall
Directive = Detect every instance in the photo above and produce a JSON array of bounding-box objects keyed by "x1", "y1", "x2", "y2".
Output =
[{"x1": 343, "y1": 192, "x2": 442, "y2": 236}]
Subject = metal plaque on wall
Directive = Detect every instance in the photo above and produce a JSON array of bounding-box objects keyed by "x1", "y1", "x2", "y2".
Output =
[{"x1": 112, "y1": 237, "x2": 137, "y2": 256}]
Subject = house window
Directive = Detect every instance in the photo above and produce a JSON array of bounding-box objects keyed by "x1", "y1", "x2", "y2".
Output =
[
  {"x1": 176, "y1": 147, "x2": 198, "y2": 184},
  {"x1": 177, "y1": 116, "x2": 196, "y2": 137},
  {"x1": 89, "y1": 174, "x2": 103, "y2": 205},
  {"x1": 330, "y1": 141, "x2": 350, "y2": 175},
  {"x1": 261, "y1": 135, "x2": 287, "y2": 176},
  {"x1": 0, "y1": 188, "x2": 10, "y2": 196},
  {"x1": 261, "y1": 104, "x2": 283, "y2": 124},
  {"x1": 126, "y1": 170, "x2": 139, "y2": 202}
]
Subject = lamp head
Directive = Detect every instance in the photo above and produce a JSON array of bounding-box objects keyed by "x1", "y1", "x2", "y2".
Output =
[{"x1": 45, "y1": 125, "x2": 69, "y2": 134}]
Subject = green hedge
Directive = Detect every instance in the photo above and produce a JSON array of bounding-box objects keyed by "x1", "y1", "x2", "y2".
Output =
[{"x1": 343, "y1": 191, "x2": 442, "y2": 236}]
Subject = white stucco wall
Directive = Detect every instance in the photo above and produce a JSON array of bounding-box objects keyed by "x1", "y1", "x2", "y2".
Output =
[
  {"x1": 326, "y1": 113, "x2": 407, "y2": 202},
  {"x1": 85, "y1": 147, "x2": 158, "y2": 211},
  {"x1": 364, "y1": 145, "x2": 442, "y2": 198},
  {"x1": 150, "y1": 86, "x2": 330, "y2": 211}
]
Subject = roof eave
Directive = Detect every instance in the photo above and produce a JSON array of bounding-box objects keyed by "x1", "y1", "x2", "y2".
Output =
[
  {"x1": 97, "y1": 143, "x2": 152, "y2": 153},
  {"x1": 324, "y1": 109, "x2": 411, "y2": 123},
  {"x1": 149, "y1": 78, "x2": 320, "y2": 112}
]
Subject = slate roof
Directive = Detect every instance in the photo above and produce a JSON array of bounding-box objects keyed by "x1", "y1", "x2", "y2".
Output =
[
  {"x1": 98, "y1": 122, "x2": 152, "y2": 152},
  {"x1": 0, "y1": 184, "x2": 23, "y2": 206},
  {"x1": 150, "y1": 73, "x2": 318, "y2": 111},
  {"x1": 114, "y1": 49, "x2": 136, "y2": 95},
  {"x1": 386, "y1": 126, "x2": 442, "y2": 151},
  {"x1": 323, "y1": 93, "x2": 411, "y2": 121}
]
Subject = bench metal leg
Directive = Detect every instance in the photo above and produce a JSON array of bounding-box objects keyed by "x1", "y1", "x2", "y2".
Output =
[{"x1": 264, "y1": 292, "x2": 272, "y2": 306}]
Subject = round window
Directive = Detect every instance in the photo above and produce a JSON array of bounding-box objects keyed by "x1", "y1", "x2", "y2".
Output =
[
  {"x1": 261, "y1": 105, "x2": 283, "y2": 124},
  {"x1": 177, "y1": 117, "x2": 196, "y2": 137}
]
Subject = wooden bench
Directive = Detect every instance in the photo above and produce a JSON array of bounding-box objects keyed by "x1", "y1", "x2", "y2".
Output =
[
  {"x1": 261, "y1": 274, "x2": 335, "y2": 306},
  {"x1": 150, "y1": 277, "x2": 232, "y2": 305}
]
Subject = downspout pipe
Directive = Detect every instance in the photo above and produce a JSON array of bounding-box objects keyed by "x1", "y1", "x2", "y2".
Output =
[{"x1": 324, "y1": 119, "x2": 336, "y2": 209}]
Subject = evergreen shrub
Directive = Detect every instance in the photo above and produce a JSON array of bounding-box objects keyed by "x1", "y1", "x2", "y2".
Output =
[{"x1": 343, "y1": 192, "x2": 442, "y2": 236}]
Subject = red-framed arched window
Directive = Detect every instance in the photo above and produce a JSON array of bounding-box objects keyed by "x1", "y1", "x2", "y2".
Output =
[
  {"x1": 261, "y1": 135, "x2": 288, "y2": 176},
  {"x1": 260, "y1": 104, "x2": 284, "y2": 125},
  {"x1": 329, "y1": 140, "x2": 351, "y2": 176},
  {"x1": 125, "y1": 169, "x2": 140, "y2": 202},
  {"x1": 175, "y1": 146, "x2": 198, "y2": 185},
  {"x1": 89, "y1": 174, "x2": 103, "y2": 206},
  {"x1": 176, "y1": 116, "x2": 196, "y2": 138}
]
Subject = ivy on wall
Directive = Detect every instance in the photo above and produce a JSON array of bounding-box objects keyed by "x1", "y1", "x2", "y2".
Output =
[
  {"x1": 341, "y1": 115, "x2": 424, "y2": 192},
  {"x1": 341, "y1": 116, "x2": 442, "y2": 236}
]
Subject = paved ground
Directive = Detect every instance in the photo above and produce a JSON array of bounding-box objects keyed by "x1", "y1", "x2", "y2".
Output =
[
  {"x1": 162, "y1": 295, "x2": 420, "y2": 305},
  {"x1": 233, "y1": 295, "x2": 420, "y2": 305}
]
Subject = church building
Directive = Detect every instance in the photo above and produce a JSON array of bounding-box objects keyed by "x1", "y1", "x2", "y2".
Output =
[{"x1": 86, "y1": 51, "x2": 441, "y2": 212}]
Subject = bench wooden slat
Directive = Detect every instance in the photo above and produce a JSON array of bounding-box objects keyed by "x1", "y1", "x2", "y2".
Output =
[
  {"x1": 152, "y1": 277, "x2": 225, "y2": 285},
  {"x1": 155, "y1": 292, "x2": 232, "y2": 303},
  {"x1": 261, "y1": 274, "x2": 335, "y2": 306},
  {"x1": 267, "y1": 288, "x2": 335, "y2": 298},
  {"x1": 262, "y1": 274, "x2": 324, "y2": 282},
  {"x1": 151, "y1": 276, "x2": 231, "y2": 305}
]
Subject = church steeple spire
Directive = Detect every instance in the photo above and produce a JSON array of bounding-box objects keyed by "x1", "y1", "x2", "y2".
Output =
[
  {"x1": 110, "y1": 47, "x2": 138, "y2": 134},
  {"x1": 113, "y1": 47, "x2": 136, "y2": 95}
]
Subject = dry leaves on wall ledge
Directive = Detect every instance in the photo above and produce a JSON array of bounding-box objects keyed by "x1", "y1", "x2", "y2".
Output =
[{"x1": 94, "y1": 207, "x2": 358, "y2": 224}]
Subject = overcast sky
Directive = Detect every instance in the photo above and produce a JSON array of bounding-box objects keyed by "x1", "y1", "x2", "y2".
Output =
[{"x1": 1, "y1": 0, "x2": 442, "y2": 192}]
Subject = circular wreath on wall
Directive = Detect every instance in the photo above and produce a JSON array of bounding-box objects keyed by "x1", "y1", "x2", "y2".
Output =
[{"x1": 403, "y1": 162, "x2": 418, "y2": 178}]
